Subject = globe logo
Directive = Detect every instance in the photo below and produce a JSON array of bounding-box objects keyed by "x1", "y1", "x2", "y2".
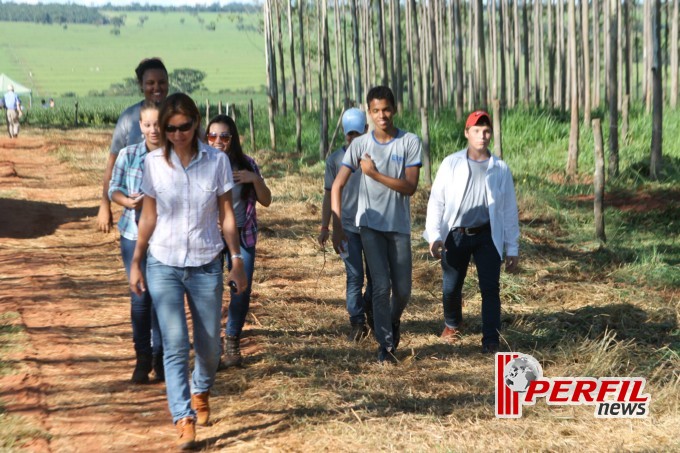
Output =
[{"x1": 503, "y1": 355, "x2": 542, "y2": 393}]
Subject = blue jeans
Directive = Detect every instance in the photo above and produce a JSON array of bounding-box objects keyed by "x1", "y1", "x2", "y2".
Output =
[
  {"x1": 344, "y1": 231, "x2": 372, "y2": 325},
  {"x1": 146, "y1": 253, "x2": 223, "y2": 423},
  {"x1": 443, "y1": 229, "x2": 502, "y2": 346},
  {"x1": 223, "y1": 244, "x2": 256, "y2": 337},
  {"x1": 360, "y1": 228, "x2": 412, "y2": 350},
  {"x1": 120, "y1": 237, "x2": 162, "y2": 356}
]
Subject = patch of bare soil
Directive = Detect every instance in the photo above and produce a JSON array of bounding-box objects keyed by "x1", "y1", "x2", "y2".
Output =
[{"x1": 0, "y1": 133, "x2": 174, "y2": 451}]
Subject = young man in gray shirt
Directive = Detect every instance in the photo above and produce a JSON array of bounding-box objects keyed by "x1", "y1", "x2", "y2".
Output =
[
  {"x1": 423, "y1": 110, "x2": 519, "y2": 353},
  {"x1": 331, "y1": 86, "x2": 422, "y2": 363}
]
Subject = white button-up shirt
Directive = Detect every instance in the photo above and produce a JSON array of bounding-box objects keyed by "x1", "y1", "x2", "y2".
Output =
[
  {"x1": 423, "y1": 149, "x2": 520, "y2": 259},
  {"x1": 141, "y1": 142, "x2": 234, "y2": 267}
]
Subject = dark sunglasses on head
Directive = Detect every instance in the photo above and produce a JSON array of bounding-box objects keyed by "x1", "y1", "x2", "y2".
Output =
[
  {"x1": 207, "y1": 132, "x2": 232, "y2": 141},
  {"x1": 165, "y1": 121, "x2": 194, "y2": 133}
]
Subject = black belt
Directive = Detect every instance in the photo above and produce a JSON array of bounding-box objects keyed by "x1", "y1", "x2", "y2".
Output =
[{"x1": 452, "y1": 223, "x2": 490, "y2": 236}]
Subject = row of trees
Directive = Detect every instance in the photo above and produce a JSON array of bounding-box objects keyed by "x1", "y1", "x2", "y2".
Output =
[
  {"x1": 89, "y1": 69, "x2": 208, "y2": 97},
  {"x1": 0, "y1": 2, "x2": 108, "y2": 25},
  {"x1": 263, "y1": 0, "x2": 678, "y2": 180}
]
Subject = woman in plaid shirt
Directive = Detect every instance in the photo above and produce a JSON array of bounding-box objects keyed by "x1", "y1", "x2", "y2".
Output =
[
  {"x1": 108, "y1": 100, "x2": 164, "y2": 384},
  {"x1": 205, "y1": 115, "x2": 272, "y2": 368}
]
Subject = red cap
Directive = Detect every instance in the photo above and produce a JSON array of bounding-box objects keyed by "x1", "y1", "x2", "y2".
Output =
[{"x1": 465, "y1": 110, "x2": 492, "y2": 129}]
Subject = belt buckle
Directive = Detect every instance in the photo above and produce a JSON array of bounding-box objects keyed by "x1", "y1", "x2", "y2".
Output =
[{"x1": 463, "y1": 227, "x2": 477, "y2": 236}]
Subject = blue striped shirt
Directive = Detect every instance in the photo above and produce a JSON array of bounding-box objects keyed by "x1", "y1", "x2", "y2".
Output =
[
  {"x1": 108, "y1": 140, "x2": 152, "y2": 240},
  {"x1": 141, "y1": 142, "x2": 235, "y2": 267}
]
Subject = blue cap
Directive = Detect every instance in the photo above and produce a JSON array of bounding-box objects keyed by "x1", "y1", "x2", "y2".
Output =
[{"x1": 342, "y1": 108, "x2": 367, "y2": 135}]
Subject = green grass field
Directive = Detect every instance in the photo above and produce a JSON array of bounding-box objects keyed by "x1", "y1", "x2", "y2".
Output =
[{"x1": 0, "y1": 11, "x2": 265, "y2": 97}]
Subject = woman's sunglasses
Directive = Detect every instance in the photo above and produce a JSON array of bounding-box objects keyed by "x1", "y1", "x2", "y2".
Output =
[
  {"x1": 165, "y1": 121, "x2": 194, "y2": 133},
  {"x1": 207, "y1": 132, "x2": 232, "y2": 142}
]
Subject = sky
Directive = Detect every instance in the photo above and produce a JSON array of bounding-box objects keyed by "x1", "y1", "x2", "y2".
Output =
[{"x1": 8, "y1": 0, "x2": 258, "y2": 6}]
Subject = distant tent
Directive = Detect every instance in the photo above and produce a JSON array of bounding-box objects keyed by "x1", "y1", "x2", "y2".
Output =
[{"x1": 0, "y1": 74, "x2": 32, "y2": 107}]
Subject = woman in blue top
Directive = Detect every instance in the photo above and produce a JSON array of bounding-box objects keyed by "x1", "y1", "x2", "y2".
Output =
[
  {"x1": 129, "y1": 94, "x2": 247, "y2": 449},
  {"x1": 108, "y1": 100, "x2": 163, "y2": 384},
  {"x1": 205, "y1": 115, "x2": 271, "y2": 368}
]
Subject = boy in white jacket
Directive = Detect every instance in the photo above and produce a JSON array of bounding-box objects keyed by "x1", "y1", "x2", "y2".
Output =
[{"x1": 423, "y1": 110, "x2": 519, "y2": 353}]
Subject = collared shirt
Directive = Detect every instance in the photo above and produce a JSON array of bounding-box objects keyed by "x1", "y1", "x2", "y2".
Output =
[
  {"x1": 108, "y1": 140, "x2": 151, "y2": 240},
  {"x1": 110, "y1": 101, "x2": 143, "y2": 155},
  {"x1": 423, "y1": 148, "x2": 520, "y2": 258},
  {"x1": 3, "y1": 92, "x2": 19, "y2": 110},
  {"x1": 238, "y1": 155, "x2": 263, "y2": 248},
  {"x1": 141, "y1": 142, "x2": 235, "y2": 267}
]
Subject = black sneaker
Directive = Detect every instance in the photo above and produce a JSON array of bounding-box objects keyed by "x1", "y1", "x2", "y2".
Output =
[
  {"x1": 347, "y1": 323, "x2": 368, "y2": 342},
  {"x1": 377, "y1": 346, "x2": 398, "y2": 364},
  {"x1": 392, "y1": 320, "x2": 401, "y2": 350},
  {"x1": 482, "y1": 343, "x2": 499, "y2": 354}
]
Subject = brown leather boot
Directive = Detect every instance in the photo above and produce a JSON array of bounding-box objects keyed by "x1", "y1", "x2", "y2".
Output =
[
  {"x1": 175, "y1": 417, "x2": 196, "y2": 450},
  {"x1": 191, "y1": 391, "x2": 210, "y2": 426},
  {"x1": 223, "y1": 335, "x2": 243, "y2": 368}
]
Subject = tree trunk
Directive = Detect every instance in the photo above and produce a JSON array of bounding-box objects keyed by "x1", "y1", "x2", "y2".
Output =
[
  {"x1": 298, "y1": 0, "x2": 307, "y2": 111},
  {"x1": 432, "y1": 0, "x2": 443, "y2": 111},
  {"x1": 334, "y1": 0, "x2": 343, "y2": 109},
  {"x1": 420, "y1": 107, "x2": 432, "y2": 185},
  {"x1": 350, "y1": 0, "x2": 363, "y2": 106},
  {"x1": 624, "y1": 0, "x2": 632, "y2": 99},
  {"x1": 522, "y1": 0, "x2": 530, "y2": 106},
  {"x1": 593, "y1": 0, "x2": 600, "y2": 108},
  {"x1": 268, "y1": 94, "x2": 276, "y2": 151},
  {"x1": 295, "y1": 98, "x2": 302, "y2": 153},
  {"x1": 287, "y1": 0, "x2": 298, "y2": 117},
  {"x1": 670, "y1": 0, "x2": 679, "y2": 108},
  {"x1": 454, "y1": 0, "x2": 464, "y2": 117},
  {"x1": 621, "y1": 93, "x2": 629, "y2": 143},
  {"x1": 513, "y1": 0, "x2": 520, "y2": 106},
  {"x1": 534, "y1": 0, "x2": 541, "y2": 105},
  {"x1": 492, "y1": 99, "x2": 503, "y2": 158},
  {"x1": 406, "y1": 0, "x2": 415, "y2": 110},
  {"x1": 500, "y1": 0, "x2": 509, "y2": 108},
  {"x1": 608, "y1": 0, "x2": 619, "y2": 178},
  {"x1": 411, "y1": 0, "x2": 423, "y2": 109},
  {"x1": 477, "y1": 0, "x2": 488, "y2": 109},
  {"x1": 650, "y1": 0, "x2": 663, "y2": 180},
  {"x1": 547, "y1": 0, "x2": 555, "y2": 108},
  {"x1": 274, "y1": 0, "x2": 287, "y2": 115},
  {"x1": 582, "y1": 0, "x2": 591, "y2": 125},
  {"x1": 248, "y1": 99, "x2": 256, "y2": 152},
  {"x1": 393, "y1": 0, "x2": 403, "y2": 112},
  {"x1": 319, "y1": 0, "x2": 329, "y2": 159},
  {"x1": 490, "y1": 0, "x2": 498, "y2": 103},
  {"x1": 592, "y1": 118, "x2": 606, "y2": 243},
  {"x1": 377, "y1": 0, "x2": 388, "y2": 87},
  {"x1": 566, "y1": 0, "x2": 580, "y2": 178}
]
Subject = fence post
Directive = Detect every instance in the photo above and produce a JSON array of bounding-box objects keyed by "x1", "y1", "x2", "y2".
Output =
[
  {"x1": 248, "y1": 99, "x2": 256, "y2": 153},
  {"x1": 592, "y1": 118, "x2": 606, "y2": 243}
]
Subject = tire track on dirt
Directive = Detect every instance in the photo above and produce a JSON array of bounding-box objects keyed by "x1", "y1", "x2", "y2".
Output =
[{"x1": 0, "y1": 135, "x2": 175, "y2": 452}]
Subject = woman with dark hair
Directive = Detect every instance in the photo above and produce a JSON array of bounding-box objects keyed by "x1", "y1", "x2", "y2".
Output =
[
  {"x1": 205, "y1": 115, "x2": 271, "y2": 368},
  {"x1": 108, "y1": 100, "x2": 164, "y2": 384},
  {"x1": 98, "y1": 57, "x2": 169, "y2": 233},
  {"x1": 129, "y1": 94, "x2": 247, "y2": 449}
]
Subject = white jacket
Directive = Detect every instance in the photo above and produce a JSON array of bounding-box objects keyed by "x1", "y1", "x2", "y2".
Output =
[{"x1": 423, "y1": 149, "x2": 520, "y2": 258}]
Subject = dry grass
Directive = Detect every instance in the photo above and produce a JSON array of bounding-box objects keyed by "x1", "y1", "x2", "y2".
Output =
[{"x1": 192, "y1": 149, "x2": 680, "y2": 451}]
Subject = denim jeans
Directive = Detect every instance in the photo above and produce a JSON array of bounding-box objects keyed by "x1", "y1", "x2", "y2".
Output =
[
  {"x1": 120, "y1": 237, "x2": 162, "y2": 356},
  {"x1": 146, "y1": 253, "x2": 223, "y2": 423},
  {"x1": 223, "y1": 243, "x2": 256, "y2": 337},
  {"x1": 443, "y1": 229, "x2": 502, "y2": 346},
  {"x1": 344, "y1": 231, "x2": 373, "y2": 325},
  {"x1": 360, "y1": 228, "x2": 412, "y2": 350}
]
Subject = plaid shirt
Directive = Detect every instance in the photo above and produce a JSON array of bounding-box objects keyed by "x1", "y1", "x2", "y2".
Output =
[
  {"x1": 239, "y1": 155, "x2": 262, "y2": 248},
  {"x1": 108, "y1": 141, "x2": 150, "y2": 240}
]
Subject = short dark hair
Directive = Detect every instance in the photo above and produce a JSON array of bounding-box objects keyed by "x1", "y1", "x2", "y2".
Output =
[
  {"x1": 135, "y1": 57, "x2": 168, "y2": 85},
  {"x1": 366, "y1": 86, "x2": 395, "y2": 109}
]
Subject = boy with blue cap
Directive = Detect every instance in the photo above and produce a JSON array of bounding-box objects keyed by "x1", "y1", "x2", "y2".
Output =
[{"x1": 318, "y1": 107, "x2": 373, "y2": 342}]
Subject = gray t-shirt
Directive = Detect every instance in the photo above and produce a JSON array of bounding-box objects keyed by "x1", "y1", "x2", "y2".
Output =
[
  {"x1": 110, "y1": 101, "x2": 143, "y2": 155},
  {"x1": 453, "y1": 157, "x2": 490, "y2": 228},
  {"x1": 325, "y1": 146, "x2": 361, "y2": 233},
  {"x1": 342, "y1": 130, "x2": 422, "y2": 234}
]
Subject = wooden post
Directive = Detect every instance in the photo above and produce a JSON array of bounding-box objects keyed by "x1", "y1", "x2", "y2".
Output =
[
  {"x1": 248, "y1": 99, "x2": 256, "y2": 153},
  {"x1": 420, "y1": 107, "x2": 432, "y2": 185},
  {"x1": 218, "y1": 100, "x2": 223, "y2": 115},
  {"x1": 492, "y1": 99, "x2": 503, "y2": 159},
  {"x1": 295, "y1": 97, "x2": 302, "y2": 154},
  {"x1": 74, "y1": 101, "x2": 79, "y2": 126},
  {"x1": 268, "y1": 95, "x2": 276, "y2": 151},
  {"x1": 328, "y1": 107, "x2": 346, "y2": 155},
  {"x1": 621, "y1": 94, "x2": 630, "y2": 144},
  {"x1": 592, "y1": 118, "x2": 606, "y2": 243},
  {"x1": 205, "y1": 99, "x2": 210, "y2": 129}
]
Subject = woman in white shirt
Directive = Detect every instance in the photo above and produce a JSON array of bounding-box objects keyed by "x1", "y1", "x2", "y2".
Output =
[{"x1": 129, "y1": 93, "x2": 247, "y2": 450}]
